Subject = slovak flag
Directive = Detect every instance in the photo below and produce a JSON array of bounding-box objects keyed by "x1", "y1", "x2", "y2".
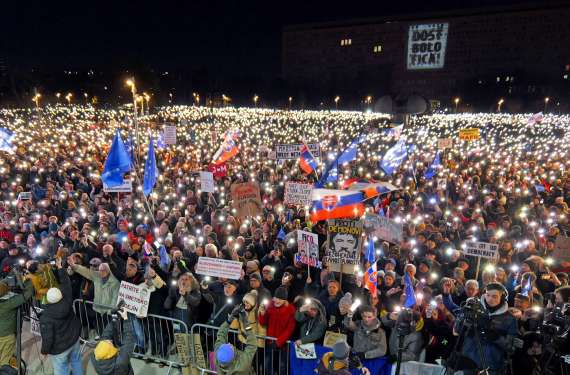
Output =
[
  {"x1": 299, "y1": 143, "x2": 318, "y2": 175},
  {"x1": 364, "y1": 262, "x2": 378, "y2": 296},
  {"x1": 212, "y1": 130, "x2": 240, "y2": 165},
  {"x1": 309, "y1": 188, "x2": 365, "y2": 222}
]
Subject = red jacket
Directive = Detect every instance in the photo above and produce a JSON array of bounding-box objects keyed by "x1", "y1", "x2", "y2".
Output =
[{"x1": 258, "y1": 301, "x2": 296, "y2": 347}]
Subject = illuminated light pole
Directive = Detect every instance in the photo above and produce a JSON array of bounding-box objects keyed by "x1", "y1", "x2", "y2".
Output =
[
  {"x1": 544, "y1": 97, "x2": 550, "y2": 112},
  {"x1": 334, "y1": 96, "x2": 340, "y2": 110},
  {"x1": 497, "y1": 98, "x2": 504, "y2": 113},
  {"x1": 126, "y1": 78, "x2": 140, "y2": 163},
  {"x1": 143, "y1": 92, "x2": 150, "y2": 114},
  {"x1": 83, "y1": 92, "x2": 89, "y2": 105},
  {"x1": 454, "y1": 97, "x2": 460, "y2": 113},
  {"x1": 55, "y1": 92, "x2": 61, "y2": 103},
  {"x1": 288, "y1": 96, "x2": 293, "y2": 110},
  {"x1": 32, "y1": 93, "x2": 41, "y2": 109},
  {"x1": 253, "y1": 95, "x2": 259, "y2": 108},
  {"x1": 65, "y1": 93, "x2": 73, "y2": 105}
]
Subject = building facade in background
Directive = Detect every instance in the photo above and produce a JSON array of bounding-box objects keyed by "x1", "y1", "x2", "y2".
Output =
[{"x1": 282, "y1": 3, "x2": 570, "y2": 111}]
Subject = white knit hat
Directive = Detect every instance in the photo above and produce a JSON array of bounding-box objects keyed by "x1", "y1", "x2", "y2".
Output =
[{"x1": 46, "y1": 288, "x2": 63, "y2": 304}]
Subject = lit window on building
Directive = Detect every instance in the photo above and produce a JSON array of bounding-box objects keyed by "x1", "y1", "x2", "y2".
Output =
[
  {"x1": 373, "y1": 45, "x2": 382, "y2": 53},
  {"x1": 564, "y1": 74, "x2": 569, "y2": 80},
  {"x1": 496, "y1": 77, "x2": 501, "y2": 82},
  {"x1": 340, "y1": 38, "x2": 352, "y2": 46}
]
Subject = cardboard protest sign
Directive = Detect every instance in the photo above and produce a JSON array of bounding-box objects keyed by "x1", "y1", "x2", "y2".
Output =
[
  {"x1": 438, "y1": 138, "x2": 452, "y2": 149},
  {"x1": 363, "y1": 213, "x2": 403, "y2": 244},
  {"x1": 323, "y1": 331, "x2": 347, "y2": 349},
  {"x1": 117, "y1": 281, "x2": 151, "y2": 317},
  {"x1": 195, "y1": 256, "x2": 243, "y2": 280},
  {"x1": 199, "y1": 171, "x2": 215, "y2": 193},
  {"x1": 231, "y1": 182, "x2": 262, "y2": 218},
  {"x1": 30, "y1": 306, "x2": 43, "y2": 337},
  {"x1": 459, "y1": 128, "x2": 480, "y2": 141},
  {"x1": 326, "y1": 219, "x2": 363, "y2": 273},
  {"x1": 295, "y1": 230, "x2": 321, "y2": 268},
  {"x1": 294, "y1": 343, "x2": 317, "y2": 359},
  {"x1": 463, "y1": 241, "x2": 499, "y2": 259},
  {"x1": 284, "y1": 182, "x2": 313, "y2": 206}
]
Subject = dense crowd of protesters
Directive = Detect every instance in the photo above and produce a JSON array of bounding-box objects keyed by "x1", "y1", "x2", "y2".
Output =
[{"x1": 0, "y1": 105, "x2": 568, "y2": 375}]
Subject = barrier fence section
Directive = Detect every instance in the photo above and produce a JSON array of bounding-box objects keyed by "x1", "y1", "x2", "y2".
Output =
[
  {"x1": 72, "y1": 299, "x2": 191, "y2": 374},
  {"x1": 190, "y1": 323, "x2": 291, "y2": 375}
]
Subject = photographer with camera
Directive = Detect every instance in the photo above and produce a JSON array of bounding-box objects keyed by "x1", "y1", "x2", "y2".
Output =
[
  {"x1": 451, "y1": 282, "x2": 518, "y2": 375},
  {"x1": 0, "y1": 272, "x2": 33, "y2": 366},
  {"x1": 90, "y1": 305, "x2": 135, "y2": 375}
]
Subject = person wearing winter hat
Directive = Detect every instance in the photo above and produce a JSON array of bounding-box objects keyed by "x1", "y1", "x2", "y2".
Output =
[
  {"x1": 230, "y1": 290, "x2": 267, "y2": 349},
  {"x1": 214, "y1": 311, "x2": 257, "y2": 375},
  {"x1": 90, "y1": 306, "x2": 135, "y2": 375},
  {"x1": 316, "y1": 340, "x2": 371, "y2": 375},
  {"x1": 39, "y1": 258, "x2": 83, "y2": 375}
]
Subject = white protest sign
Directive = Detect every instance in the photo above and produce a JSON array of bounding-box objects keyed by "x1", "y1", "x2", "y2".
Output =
[
  {"x1": 30, "y1": 306, "x2": 43, "y2": 337},
  {"x1": 284, "y1": 182, "x2": 313, "y2": 206},
  {"x1": 163, "y1": 125, "x2": 177, "y2": 145},
  {"x1": 195, "y1": 257, "x2": 243, "y2": 280},
  {"x1": 438, "y1": 138, "x2": 452, "y2": 149},
  {"x1": 295, "y1": 343, "x2": 317, "y2": 359},
  {"x1": 17, "y1": 192, "x2": 32, "y2": 201},
  {"x1": 117, "y1": 281, "x2": 151, "y2": 317},
  {"x1": 295, "y1": 230, "x2": 321, "y2": 268},
  {"x1": 103, "y1": 180, "x2": 133, "y2": 193},
  {"x1": 199, "y1": 171, "x2": 215, "y2": 193},
  {"x1": 275, "y1": 143, "x2": 321, "y2": 160},
  {"x1": 363, "y1": 213, "x2": 403, "y2": 244},
  {"x1": 463, "y1": 241, "x2": 499, "y2": 259},
  {"x1": 407, "y1": 23, "x2": 449, "y2": 70}
]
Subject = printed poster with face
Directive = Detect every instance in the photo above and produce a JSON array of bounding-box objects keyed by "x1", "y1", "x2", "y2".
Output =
[{"x1": 326, "y1": 219, "x2": 363, "y2": 273}]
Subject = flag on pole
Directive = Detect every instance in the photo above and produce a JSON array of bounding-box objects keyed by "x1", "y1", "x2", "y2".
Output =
[
  {"x1": 424, "y1": 152, "x2": 441, "y2": 180},
  {"x1": 212, "y1": 129, "x2": 240, "y2": 165},
  {"x1": 143, "y1": 135, "x2": 158, "y2": 196},
  {"x1": 0, "y1": 128, "x2": 14, "y2": 153},
  {"x1": 338, "y1": 134, "x2": 365, "y2": 165},
  {"x1": 277, "y1": 227, "x2": 286, "y2": 241},
  {"x1": 309, "y1": 189, "x2": 365, "y2": 222},
  {"x1": 403, "y1": 273, "x2": 417, "y2": 308},
  {"x1": 364, "y1": 262, "x2": 378, "y2": 296},
  {"x1": 380, "y1": 138, "x2": 410, "y2": 176},
  {"x1": 101, "y1": 130, "x2": 131, "y2": 187},
  {"x1": 299, "y1": 143, "x2": 318, "y2": 175},
  {"x1": 125, "y1": 134, "x2": 135, "y2": 166}
]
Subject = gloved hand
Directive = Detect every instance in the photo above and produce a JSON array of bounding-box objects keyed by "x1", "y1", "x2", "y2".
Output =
[{"x1": 227, "y1": 305, "x2": 242, "y2": 323}]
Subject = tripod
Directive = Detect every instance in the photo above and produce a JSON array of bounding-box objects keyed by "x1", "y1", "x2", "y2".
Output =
[
  {"x1": 447, "y1": 316, "x2": 490, "y2": 375},
  {"x1": 394, "y1": 333, "x2": 406, "y2": 375}
]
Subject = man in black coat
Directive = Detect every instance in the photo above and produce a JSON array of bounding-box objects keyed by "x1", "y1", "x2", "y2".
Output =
[{"x1": 39, "y1": 258, "x2": 83, "y2": 375}]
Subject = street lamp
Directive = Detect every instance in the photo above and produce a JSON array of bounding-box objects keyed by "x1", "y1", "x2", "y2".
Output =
[
  {"x1": 454, "y1": 97, "x2": 460, "y2": 113},
  {"x1": 497, "y1": 98, "x2": 504, "y2": 112},
  {"x1": 32, "y1": 93, "x2": 41, "y2": 109},
  {"x1": 55, "y1": 93, "x2": 61, "y2": 103},
  {"x1": 334, "y1": 96, "x2": 340, "y2": 110},
  {"x1": 65, "y1": 93, "x2": 73, "y2": 105},
  {"x1": 253, "y1": 95, "x2": 259, "y2": 107},
  {"x1": 83, "y1": 93, "x2": 89, "y2": 105},
  {"x1": 125, "y1": 78, "x2": 140, "y2": 162},
  {"x1": 544, "y1": 97, "x2": 550, "y2": 112},
  {"x1": 136, "y1": 96, "x2": 144, "y2": 116},
  {"x1": 288, "y1": 96, "x2": 293, "y2": 110},
  {"x1": 143, "y1": 93, "x2": 150, "y2": 114}
]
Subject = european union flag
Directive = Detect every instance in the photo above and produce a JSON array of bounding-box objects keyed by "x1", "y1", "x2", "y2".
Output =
[
  {"x1": 0, "y1": 128, "x2": 14, "y2": 153},
  {"x1": 125, "y1": 134, "x2": 135, "y2": 166},
  {"x1": 102, "y1": 130, "x2": 131, "y2": 187},
  {"x1": 424, "y1": 152, "x2": 441, "y2": 180},
  {"x1": 380, "y1": 138, "x2": 410, "y2": 176},
  {"x1": 156, "y1": 133, "x2": 166, "y2": 150},
  {"x1": 337, "y1": 134, "x2": 365, "y2": 164},
  {"x1": 404, "y1": 273, "x2": 417, "y2": 308},
  {"x1": 143, "y1": 135, "x2": 158, "y2": 196},
  {"x1": 365, "y1": 237, "x2": 375, "y2": 264},
  {"x1": 277, "y1": 227, "x2": 286, "y2": 241}
]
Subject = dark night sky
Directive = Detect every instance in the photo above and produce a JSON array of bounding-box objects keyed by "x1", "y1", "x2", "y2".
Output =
[{"x1": 0, "y1": 0, "x2": 554, "y2": 80}]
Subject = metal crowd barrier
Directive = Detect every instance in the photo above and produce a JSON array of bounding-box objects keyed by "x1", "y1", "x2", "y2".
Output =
[
  {"x1": 190, "y1": 323, "x2": 291, "y2": 375},
  {"x1": 73, "y1": 299, "x2": 191, "y2": 375}
]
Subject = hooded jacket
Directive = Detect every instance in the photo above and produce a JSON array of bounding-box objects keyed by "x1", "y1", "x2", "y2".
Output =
[
  {"x1": 343, "y1": 316, "x2": 387, "y2": 359},
  {"x1": 294, "y1": 299, "x2": 327, "y2": 345},
  {"x1": 39, "y1": 268, "x2": 81, "y2": 355},
  {"x1": 90, "y1": 318, "x2": 135, "y2": 375},
  {"x1": 454, "y1": 296, "x2": 518, "y2": 372},
  {"x1": 214, "y1": 321, "x2": 257, "y2": 375}
]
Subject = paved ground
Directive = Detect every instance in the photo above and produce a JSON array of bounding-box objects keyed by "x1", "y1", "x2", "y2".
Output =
[{"x1": 21, "y1": 321, "x2": 183, "y2": 375}]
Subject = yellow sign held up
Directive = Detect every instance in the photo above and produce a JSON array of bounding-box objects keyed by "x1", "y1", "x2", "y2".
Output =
[{"x1": 459, "y1": 128, "x2": 480, "y2": 141}]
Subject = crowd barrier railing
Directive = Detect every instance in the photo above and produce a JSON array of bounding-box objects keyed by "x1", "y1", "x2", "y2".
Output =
[
  {"x1": 73, "y1": 299, "x2": 191, "y2": 375},
  {"x1": 190, "y1": 322, "x2": 291, "y2": 375}
]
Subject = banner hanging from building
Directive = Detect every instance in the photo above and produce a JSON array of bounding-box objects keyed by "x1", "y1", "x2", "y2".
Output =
[{"x1": 407, "y1": 23, "x2": 449, "y2": 70}]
